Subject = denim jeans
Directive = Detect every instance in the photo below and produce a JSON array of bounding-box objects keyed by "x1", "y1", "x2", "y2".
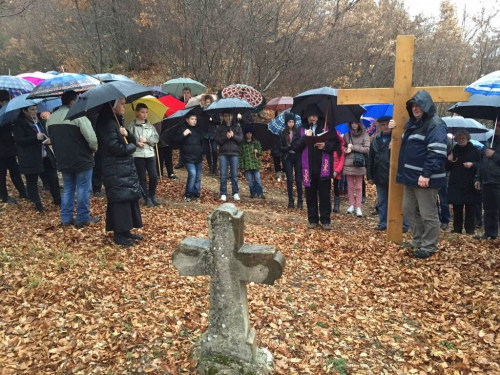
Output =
[
  {"x1": 244, "y1": 169, "x2": 263, "y2": 196},
  {"x1": 376, "y1": 184, "x2": 409, "y2": 229},
  {"x1": 219, "y1": 155, "x2": 239, "y2": 195},
  {"x1": 185, "y1": 161, "x2": 202, "y2": 197},
  {"x1": 61, "y1": 168, "x2": 92, "y2": 224},
  {"x1": 437, "y1": 185, "x2": 450, "y2": 225},
  {"x1": 284, "y1": 153, "x2": 302, "y2": 201}
]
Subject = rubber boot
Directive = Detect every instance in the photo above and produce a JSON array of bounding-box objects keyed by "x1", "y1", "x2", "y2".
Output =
[{"x1": 333, "y1": 196, "x2": 341, "y2": 213}]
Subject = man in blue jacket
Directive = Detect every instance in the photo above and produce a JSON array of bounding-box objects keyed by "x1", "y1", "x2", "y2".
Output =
[{"x1": 391, "y1": 90, "x2": 448, "y2": 259}]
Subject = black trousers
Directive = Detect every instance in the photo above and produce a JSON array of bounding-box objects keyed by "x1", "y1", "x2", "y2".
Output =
[
  {"x1": 203, "y1": 139, "x2": 218, "y2": 169},
  {"x1": 284, "y1": 153, "x2": 302, "y2": 202},
  {"x1": 157, "y1": 146, "x2": 173, "y2": 177},
  {"x1": 25, "y1": 157, "x2": 60, "y2": 204},
  {"x1": 482, "y1": 184, "x2": 500, "y2": 237},
  {"x1": 134, "y1": 157, "x2": 158, "y2": 198},
  {"x1": 92, "y1": 150, "x2": 103, "y2": 193},
  {"x1": 273, "y1": 156, "x2": 283, "y2": 172},
  {"x1": 452, "y1": 204, "x2": 476, "y2": 234},
  {"x1": 333, "y1": 179, "x2": 340, "y2": 197},
  {"x1": 305, "y1": 175, "x2": 332, "y2": 224},
  {"x1": 106, "y1": 200, "x2": 143, "y2": 233},
  {"x1": 0, "y1": 156, "x2": 27, "y2": 199}
]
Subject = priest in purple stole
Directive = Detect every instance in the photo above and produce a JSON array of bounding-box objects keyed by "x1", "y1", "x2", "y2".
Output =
[{"x1": 291, "y1": 104, "x2": 341, "y2": 231}]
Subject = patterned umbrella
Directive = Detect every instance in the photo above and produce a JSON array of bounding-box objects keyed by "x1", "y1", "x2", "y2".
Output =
[
  {"x1": 0, "y1": 75, "x2": 35, "y2": 98},
  {"x1": 221, "y1": 84, "x2": 263, "y2": 107},
  {"x1": 27, "y1": 73, "x2": 100, "y2": 99},
  {"x1": 267, "y1": 109, "x2": 302, "y2": 135},
  {"x1": 265, "y1": 96, "x2": 293, "y2": 112},
  {"x1": 161, "y1": 78, "x2": 206, "y2": 98},
  {"x1": 465, "y1": 70, "x2": 500, "y2": 96},
  {"x1": 16, "y1": 71, "x2": 54, "y2": 86}
]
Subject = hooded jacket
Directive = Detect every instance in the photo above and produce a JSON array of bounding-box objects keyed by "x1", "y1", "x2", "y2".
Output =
[
  {"x1": 475, "y1": 135, "x2": 500, "y2": 186},
  {"x1": 396, "y1": 90, "x2": 448, "y2": 188}
]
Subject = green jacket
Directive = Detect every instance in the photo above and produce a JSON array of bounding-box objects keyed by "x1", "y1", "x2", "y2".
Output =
[{"x1": 239, "y1": 138, "x2": 263, "y2": 171}]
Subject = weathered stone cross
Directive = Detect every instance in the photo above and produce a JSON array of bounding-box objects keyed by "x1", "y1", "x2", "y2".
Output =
[{"x1": 173, "y1": 203, "x2": 285, "y2": 373}]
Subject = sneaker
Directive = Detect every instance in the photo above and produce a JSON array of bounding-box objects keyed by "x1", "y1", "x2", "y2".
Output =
[
  {"x1": 412, "y1": 249, "x2": 434, "y2": 259},
  {"x1": 174, "y1": 163, "x2": 184, "y2": 169},
  {"x1": 322, "y1": 223, "x2": 331, "y2": 231},
  {"x1": 61, "y1": 218, "x2": 75, "y2": 227},
  {"x1": 308, "y1": 222, "x2": 318, "y2": 229},
  {"x1": 450, "y1": 229, "x2": 462, "y2": 234},
  {"x1": 258, "y1": 194, "x2": 265, "y2": 199},
  {"x1": 196, "y1": 197, "x2": 201, "y2": 202},
  {"x1": 346, "y1": 205, "x2": 354, "y2": 214},
  {"x1": 375, "y1": 225, "x2": 387, "y2": 231},
  {"x1": 356, "y1": 208, "x2": 363, "y2": 217},
  {"x1": 233, "y1": 193, "x2": 240, "y2": 201},
  {"x1": 474, "y1": 233, "x2": 497, "y2": 240},
  {"x1": 401, "y1": 242, "x2": 417, "y2": 249},
  {"x1": 250, "y1": 193, "x2": 255, "y2": 199},
  {"x1": 220, "y1": 195, "x2": 227, "y2": 202},
  {"x1": 184, "y1": 196, "x2": 192, "y2": 202},
  {"x1": 277, "y1": 177, "x2": 281, "y2": 182},
  {"x1": 440, "y1": 223, "x2": 449, "y2": 231},
  {"x1": 169, "y1": 174, "x2": 179, "y2": 180},
  {"x1": 2, "y1": 197, "x2": 18, "y2": 204},
  {"x1": 76, "y1": 216, "x2": 101, "y2": 229}
]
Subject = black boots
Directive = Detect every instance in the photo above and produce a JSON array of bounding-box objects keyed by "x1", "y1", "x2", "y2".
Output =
[
  {"x1": 151, "y1": 195, "x2": 161, "y2": 206},
  {"x1": 145, "y1": 197, "x2": 154, "y2": 207},
  {"x1": 333, "y1": 196, "x2": 341, "y2": 213},
  {"x1": 34, "y1": 201, "x2": 45, "y2": 212},
  {"x1": 297, "y1": 200, "x2": 303, "y2": 209},
  {"x1": 288, "y1": 199, "x2": 294, "y2": 209}
]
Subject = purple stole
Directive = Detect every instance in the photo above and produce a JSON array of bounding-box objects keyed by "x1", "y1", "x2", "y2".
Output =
[{"x1": 301, "y1": 125, "x2": 330, "y2": 187}]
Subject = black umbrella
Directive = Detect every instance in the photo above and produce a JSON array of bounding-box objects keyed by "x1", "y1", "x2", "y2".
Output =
[
  {"x1": 204, "y1": 97, "x2": 254, "y2": 115},
  {"x1": 291, "y1": 87, "x2": 366, "y2": 127},
  {"x1": 65, "y1": 81, "x2": 152, "y2": 120},
  {"x1": 243, "y1": 122, "x2": 278, "y2": 151},
  {"x1": 160, "y1": 105, "x2": 207, "y2": 149},
  {"x1": 448, "y1": 94, "x2": 500, "y2": 121}
]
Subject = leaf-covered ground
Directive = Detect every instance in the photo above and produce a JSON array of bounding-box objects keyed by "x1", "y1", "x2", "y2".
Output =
[{"x1": 1, "y1": 154, "x2": 499, "y2": 375}]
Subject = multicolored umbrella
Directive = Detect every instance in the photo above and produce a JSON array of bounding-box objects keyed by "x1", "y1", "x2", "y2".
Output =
[
  {"x1": 94, "y1": 73, "x2": 135, "y2": 83},
  {"x1": 267, "y1": 109, "x2": 302, "y2": 135},
  {"x1": 465, "y1": 71, "x2": 500, "y2": 96},
  {"x1": 124, "y1": 95, "x2": 168, "y2": 125},
  {"x1": 28, "y1": 73, "x2": 100, "y2": 99},
  {"x1": 16, "y1": 71, "x2": 54, "y2": 86},
  {"x1": 161, "y1": 78, "x2": 206, "y2": 98},
  {"x1": 265, "y1": 96, "x2": 293, "y2": 112},
  {"x1": 0, "y1": 75, "x2": 35, "y2": 98},
  {"x1": 157, "y1": 95, "x2": 186, "y2": 117},
  {"x1": 221, "y1": 84, "x2": 263, "y2": 107}
]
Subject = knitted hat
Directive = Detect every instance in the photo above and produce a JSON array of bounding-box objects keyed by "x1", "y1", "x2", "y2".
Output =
[
  {"x1": 284, "y1": 112, "x2": 295, "y2": 124},
  {"x1": 244, "y1": 126, "x2": 254, "y2": 134}
]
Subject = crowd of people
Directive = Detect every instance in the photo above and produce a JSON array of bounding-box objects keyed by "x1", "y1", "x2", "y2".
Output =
[{"x1": 1, "y1": 87, "x2": 499, "y2": 255}]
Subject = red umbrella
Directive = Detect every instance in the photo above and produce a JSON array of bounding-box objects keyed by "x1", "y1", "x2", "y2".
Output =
[
  {"x1": 158, "y1": 95, "x2": 185, "y2": 117},
  {"x1": 265, "y1": 96, "x2": 293, "y2": 112}
]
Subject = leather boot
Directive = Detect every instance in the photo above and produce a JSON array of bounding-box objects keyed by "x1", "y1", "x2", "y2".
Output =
[
  {"x1": 288, "y1": 199, "x2": 294, "y2": 209},
  {"x1": 297, "y1": 200, "x2": 303, "y2": 209},
  {"x1": 35, "y1": 201, "x2": 45, "y2": 212},
  {"x1": 145, "y1": 197, "x2": 154, "y2": 207},
  {"x1": 333, "y1": 196, "x2": 341, "y2": 213}
]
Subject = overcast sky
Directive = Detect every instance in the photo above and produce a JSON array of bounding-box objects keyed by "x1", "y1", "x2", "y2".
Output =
[{"x1": 404, "y1": 0, "x2": 500, "y2": 27}]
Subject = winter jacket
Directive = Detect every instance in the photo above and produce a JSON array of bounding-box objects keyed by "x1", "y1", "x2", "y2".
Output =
[
  {"x1": 126, "y1": 119, "x2": 159, "y2": 158},
  {"x1": 366, "y1": 131, "x2": 392, "y2": 186},
  {"x1": 12, "y1": 114, "x2": 56, "y2": 175},
  {"x1": 396, "y1": 90, "x2": 448, "y2": 188},
  {"x1": 475, "y1": 135, "x2": 500, "y2": 186},
  {"x1": 291, "y1": 119, "x2": 338, "y2": 179},
  {"x1": 96, "y1": 111, "x2": 141, "y2": 204},
  {"x1": 215, "y1": 122, "x2": 244, "y2": 156},
  {"x1": 279, "y1": 127, "x2": 297, "y2": 159},
  {"x1": 447, "y1": 142, "x2": 481, "y2": 205},
  {"x1": 172, "y1": 124, "x2": 205, "y2": 164},
  {"x1": 0, "y1": 123, "x2": 19, "y2": 159},
  {"x1": 239, "y1": 138, "x2": 263, "y2": 171},
  {"x1": 333, "y1": 130, "x2": 345, "y2": 180},
  {"x1": 342, "y1": 128, "x2": 370, "y2": 176},
  {"x1": 46, "y1": 106, "x2": 97, "y2": 173}
]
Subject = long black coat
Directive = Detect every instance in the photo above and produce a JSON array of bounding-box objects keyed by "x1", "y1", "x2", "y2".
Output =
[
  {"x1": 96, "y1": 112, "x2": 142, "y2": 204},
  {"x1": 366, "y1": 132, "x2": 391, "y2": 186},
  {"x1": 12, "y1": 114, "x2": 56, "y2": 175},
  {"x1": 0, "y1": 123, "x2": 19, "y2": 159},
  {"x1": 172, "y1": 124, "x2": 205, "y2": 163},
  {"x1": 447, "y1": 142, "x2": 481, "y2": 205}
]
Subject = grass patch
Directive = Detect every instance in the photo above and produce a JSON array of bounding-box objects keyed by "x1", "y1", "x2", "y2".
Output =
[{"x1": 27, "y1": 275, "x2": 43, "y2": 288}]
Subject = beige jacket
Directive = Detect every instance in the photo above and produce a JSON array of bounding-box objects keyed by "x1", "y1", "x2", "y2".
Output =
[{"x1": 126, "y1": 119, "x2": 159, "y2": 158}]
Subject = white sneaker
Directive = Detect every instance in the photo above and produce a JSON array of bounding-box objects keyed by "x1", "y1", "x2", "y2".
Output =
[
  {"x1": 347, "y1": 205, "x2": 354, "y2": 214},
  {"x1": 220, "y1": 195, "x2": 227, "y2": 202},
  {"x1": 233, "y1": 193, "x2": 240, "y2": 201},
  {"x1": 277, "y1": 177, "x2": 281, "y2": 182},
  {"x1": 356, "y1": 208, "x2": 363, "y2": 217}
]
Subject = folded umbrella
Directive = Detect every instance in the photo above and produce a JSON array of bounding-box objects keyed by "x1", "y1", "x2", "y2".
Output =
[
  {"x1": 442, "y1": 116, "x2": 490, "y2": 134},
  {"x1": 0, "y1": 75, "x2": 35, "y2": 98},
  {"x1": 124, "y1": 95, "x2": 168, "y2": 125},
  {"x1": 94, "y1": 73, "x2": 135, "y2": 83},
  {"x1": 265, "y1": 96, "x2": 293, "y2": 112},
  {"x1": 0, "y1": 94, "x2": 42, "y2": 126},
  {"x1": 28, "y1": 73, "x2": 100, "y2": 99},
  {"x1": 161, "y1": 78, "x2": 206, "y2": 98},
  {"x1": 65, "y1": 80, "x2": 152, "y2": 121},
  {"x1": 204, "y1": 97, "x2": 254, "y2": 114},
  {"x1": 267, "y1": 109, "x2": 302, "y2": 135}
]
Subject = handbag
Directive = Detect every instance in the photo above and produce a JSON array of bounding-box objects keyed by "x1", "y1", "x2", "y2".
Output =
[{"x1": 349, "y1": 132, "x2": 365, "y2": 167}]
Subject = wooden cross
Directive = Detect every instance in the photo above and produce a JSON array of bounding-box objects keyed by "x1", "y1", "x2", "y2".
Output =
[
  {"x1": 337, "y1": 35, "x2": 470, "y2": 242},
  {"x1": 172, "y1": 203, "x2": 285, "y2": 363}
]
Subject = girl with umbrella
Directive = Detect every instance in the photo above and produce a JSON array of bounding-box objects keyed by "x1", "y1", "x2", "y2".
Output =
[
  {"x1": 96, "y1": 98, "x2": 143, "y2": 246},
  {"x1": 12, "y1": 105, "x2": 60, "y2": 212},
  {"x1": 280, "y1": 112, "x2": 303, "y2": 208}
]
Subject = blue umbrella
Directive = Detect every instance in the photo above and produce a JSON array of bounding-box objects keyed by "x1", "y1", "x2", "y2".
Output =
[
  {"x1": 93, "y1": 73, "x2": 135, "y2": 83},
  {"x1": 465, "y1": 71, "x2": 500, "y2": 96},
  {"x1": 267, "y1": 109, "x2": 302, "y2": 135},
  {"x1": 204, "y1": 98, "x2": 254, "y2": 114},
  {"x1": 27, "y1": 73, "x2": 100, "y2": 99},
  {"x1": 37, "y1": 97, "x2": 62, "y2": 113},
  {"x1": 363, "y1": 104, "x2": 393, "y2": 119},
  {"x1": 0, "y1": 94, "x2": 42, "y2": 126},
  {"x1": 335, "y1": 123, "x2": 349, "y2": 135},
  {"x1": 0, "y1": 75, "x2": 35, "y2": 98}
]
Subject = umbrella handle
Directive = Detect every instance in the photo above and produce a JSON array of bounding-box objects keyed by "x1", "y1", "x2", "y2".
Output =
[
  {"x1": 155, "y1": 144, "x2": 162, "y2": 179},
  {"x1": 492, "y1": 110, "x2": 498, "y2": 148}
]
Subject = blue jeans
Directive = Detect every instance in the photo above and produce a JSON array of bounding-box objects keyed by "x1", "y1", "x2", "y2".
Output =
[
  {"x1": 61, "y1": 169, "x2": 92, "y2": 224},
  {"x1": 376, "y1": 184, "x2": 409, "y2": 229},
  {"x1": 437, "y1": 185, "x2": 450, "y2": 225},
  {"x1": 219, "y1": 155, "x2": 239, "y2": 195},
  {"x1": 244, "y1": 170, "x2": 263, "y2": 196},
  {"x1": 184, "y1": 162, "x2": 202, "y2": 197}
]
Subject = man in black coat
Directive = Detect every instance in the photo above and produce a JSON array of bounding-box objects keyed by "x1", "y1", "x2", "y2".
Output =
[
  {"x1": 0, "y1": 90, "x2": 28, "y2": 203},
  {"x1": 367, "y1": 116, "x2": 409, "y2": 232}
]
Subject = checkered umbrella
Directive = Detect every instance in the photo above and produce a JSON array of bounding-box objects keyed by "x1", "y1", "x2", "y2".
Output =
[
  {"x1": 0, "y1": 75, "x2": 35, "y2": 98},
  {"x1": 221, "y1": 84, "x2": 263, "y2": 107},
  {"x1": 267, "y1": 109, "x2": 302, "y2": 135}
]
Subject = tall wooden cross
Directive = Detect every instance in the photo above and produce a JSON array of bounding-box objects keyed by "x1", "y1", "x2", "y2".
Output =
[{"x1": 337, "y1": 35, "x2": 470, "y2": 242}]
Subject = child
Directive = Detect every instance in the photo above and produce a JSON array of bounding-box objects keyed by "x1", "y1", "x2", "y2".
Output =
[
  {"x1": 173, "y1": 114, "x2": 205, "y2": 202},
  {"x1": 126, "y1": 103, "x2": 160, "y2": 207},
  {"x1": 239, "y1": 127, "x2": 265, "y2": 199}
]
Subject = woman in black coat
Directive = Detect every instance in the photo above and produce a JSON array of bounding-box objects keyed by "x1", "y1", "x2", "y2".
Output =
[
  {"x1": 96, "y1": 99, "x2": 143, "y2": 246},
  {"x1": 447, "y1": 130, "x2": 482, "y2": 234},
  {"x1": 12, "y1": 106, "x2": 60, "y2": 212}
]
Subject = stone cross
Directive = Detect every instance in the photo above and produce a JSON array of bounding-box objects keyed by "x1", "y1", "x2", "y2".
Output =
[{"x1": 173, "y1": 203, "x2": 285, "y2": 373}]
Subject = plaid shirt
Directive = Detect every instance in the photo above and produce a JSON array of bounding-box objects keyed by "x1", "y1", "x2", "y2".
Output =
[{"x1": 239, "y1": 138, "x2": 263, "y2": 171}]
